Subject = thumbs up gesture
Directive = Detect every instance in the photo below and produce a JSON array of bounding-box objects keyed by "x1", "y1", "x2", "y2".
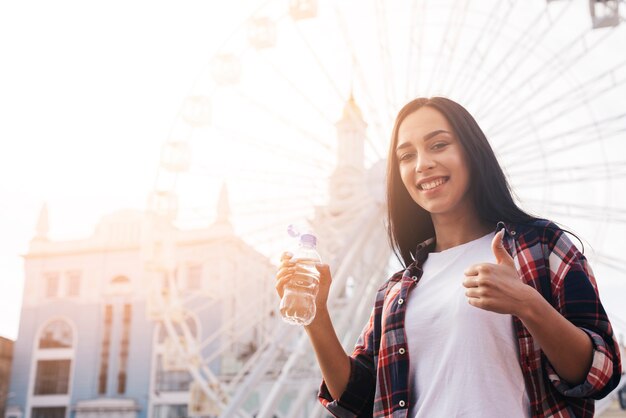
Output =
[{"x1": 463, "y1": 230, "x2": 537, "y2": 316}]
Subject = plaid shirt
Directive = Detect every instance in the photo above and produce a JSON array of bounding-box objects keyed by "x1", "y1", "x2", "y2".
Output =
[{"x1": 318, "y1": 220, "x2": 622, "y2": 418}]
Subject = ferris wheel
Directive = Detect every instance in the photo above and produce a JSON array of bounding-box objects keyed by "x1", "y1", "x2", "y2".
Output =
[{"x1": 142, "y1": 0, "x2": 626, "y2": 416}]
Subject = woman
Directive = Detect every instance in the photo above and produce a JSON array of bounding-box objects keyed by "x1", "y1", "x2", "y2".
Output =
[{"x1": 275, "y1": 97, "x2": 621, "y2": 417}]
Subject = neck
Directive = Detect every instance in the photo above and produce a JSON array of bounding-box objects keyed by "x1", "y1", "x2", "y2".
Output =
[{"x1": 431, "y1": 207, "x2": 493, "y2": 252}]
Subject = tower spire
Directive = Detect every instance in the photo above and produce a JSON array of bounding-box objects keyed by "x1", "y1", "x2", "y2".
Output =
[
  {"x1": 216, "y1": 182, "x2": 231, "y2": 224},
  {"x1": 342, "y1": 90, "x2": 363, "y2": 121},
  {"x1": 35, "y1": 203, "x2": 49, "y2": 240}
]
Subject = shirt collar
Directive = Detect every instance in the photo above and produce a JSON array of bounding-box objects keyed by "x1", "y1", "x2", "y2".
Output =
[{"x1": 411, "y1": 221, "x2": 515, "y2": 263}]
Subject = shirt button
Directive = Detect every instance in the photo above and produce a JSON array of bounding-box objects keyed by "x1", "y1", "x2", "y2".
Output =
[
  {"x1": 399, "y1": 348, "x2": 406, "y2": 355},
  {"x1": 398, "y1": 298, "x2": 404, "y2": 305},
  {"x1": 511, "y1": 230, "x2": 517, "y2": 236},
  {"x1": 399, "y1": 400, "x2": 406, "y2": 407},
  {"x1": 411, "y1": 276, "x2": 418, "y2": 281}
]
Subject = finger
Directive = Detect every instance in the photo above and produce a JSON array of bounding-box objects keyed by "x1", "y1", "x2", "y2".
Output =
[
  {"x1": 278, "y1": 259, "x2": 296, "y2": 270},
  {"x1": 277, "y1": 263, "x2": 312, "y2": 280},
  {"x1": 462, "y1": 275, "x2": 480, "y2": 288},
  {"x1": 467, "y1": 297, "x2": 483, "y2": 308},
  {"x1": 276, "y1": 267, "x2": 295, "y2": 283},
  {"x1": 464, "y1": 264, "x2": 480, "y2": 276},
  {"x1": 280, "y1": 251, "x2": 293, "y2": 262},
  {"x1": 465, "y1": 287, "x2": 484, "y2": 298},
  {"x1": 491, "y1": 229, "x2": 515, "y2": 267},
  {"x1": 275, "y1": 275, "x2": 292, "y2": 298}
]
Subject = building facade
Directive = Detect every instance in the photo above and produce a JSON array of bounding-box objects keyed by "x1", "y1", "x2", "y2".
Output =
[{"x1": 4, "y1": 193, "x2": 277, "y2": 418}]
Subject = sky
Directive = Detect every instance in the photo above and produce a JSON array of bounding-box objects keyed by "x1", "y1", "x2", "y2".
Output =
[
  {"x1": 1, "y1": 0, "x2": 625, "y2": 341},
  {"x1": 0, "y1": 1, "x2": 252, "y2": 339}
]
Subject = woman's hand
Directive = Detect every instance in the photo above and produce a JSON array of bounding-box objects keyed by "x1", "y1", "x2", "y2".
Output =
[
  {"x1": 275, "y1": 252, "x2": 333, "y2": 322},
  {"x1": 462, "y1": 230, "x2": 539, "y2": 318}
]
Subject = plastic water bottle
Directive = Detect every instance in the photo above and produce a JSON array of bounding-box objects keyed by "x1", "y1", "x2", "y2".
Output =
[{"x1": 280, "y1": 232, "x2": 321, "y2": 326}]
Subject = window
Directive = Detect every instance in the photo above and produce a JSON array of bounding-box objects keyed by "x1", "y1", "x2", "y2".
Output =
[
  {"x1": 31, "y1": 407, "x2": 66, "y2": 418},
  {"x1": 187, "y1": 264, "x2": 203, "y2": 290},
  {"x1": 155, "y1": 356, "x2": 193, "y2": 392},
  {"x1": 44, "y1": 273, "x2": 59, "y2": 298},
  {"x1": 98, "y1": 304, "x2": 113, "y2": 394},
  {"x1": 66, "y1": 271, "x2": 81, "y2": 297},
  {"x1": 117, "y1": 304, "x2": 132, "y2": 394},
  {"x1": 39, "y1": 320, "x2": 72, "y2": 349},
  {"x1": 34, "y1": 359, "x2": 71, "y2": 395},
  {"x1": 153, "y1": 405, "x2": 188, "y2": 418},
  {"x1": 108, "y1": 275, "x2": 131, "y2": 295}
]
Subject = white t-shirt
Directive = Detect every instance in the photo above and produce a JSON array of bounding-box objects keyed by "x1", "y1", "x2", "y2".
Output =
[{"x1": 405, "y1": 232, "x2": 530, "y2": 418}]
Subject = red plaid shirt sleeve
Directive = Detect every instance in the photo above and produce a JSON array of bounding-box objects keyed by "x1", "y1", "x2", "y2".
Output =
[
  {"x1": 540, "y1": 227, "x2": 622, "y2": 400},
  {"x1": 318, "y1": 283, "x2": 386, "y2": 417}
]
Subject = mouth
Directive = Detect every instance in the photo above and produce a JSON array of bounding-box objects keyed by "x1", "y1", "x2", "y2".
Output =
[{"x1": 417, "y1": 176, "x2": 449, "y2": 191}]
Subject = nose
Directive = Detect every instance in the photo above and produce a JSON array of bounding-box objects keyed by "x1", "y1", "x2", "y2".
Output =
[{"x1": 415, "y1": 152, "x2": 435, "y2": 173}]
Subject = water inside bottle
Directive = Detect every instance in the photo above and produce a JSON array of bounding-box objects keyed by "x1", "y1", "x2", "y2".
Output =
[{"x1": 280, "y1": 258, "x2": 319, "y2": 326}]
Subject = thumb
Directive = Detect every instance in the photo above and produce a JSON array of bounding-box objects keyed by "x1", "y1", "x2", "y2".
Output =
[{"x1": 492, "y1": 229, "x2": 514, "y2": 266}]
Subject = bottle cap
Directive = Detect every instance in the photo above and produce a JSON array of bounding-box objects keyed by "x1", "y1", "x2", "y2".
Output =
[
  {"x1": 300, "y1": 233, "x2": 317, "y2": 246},
  {"x1": 287, "y1": 224, "x2": 300, "y2": 238}
]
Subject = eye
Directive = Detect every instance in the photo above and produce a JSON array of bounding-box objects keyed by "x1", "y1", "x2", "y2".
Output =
[
  {"x1": 431, "y1": 142, "x2": 448, "y2": 150},
  {"x1": 398, "y1": 152, "x2": 415, "y2": 162}
]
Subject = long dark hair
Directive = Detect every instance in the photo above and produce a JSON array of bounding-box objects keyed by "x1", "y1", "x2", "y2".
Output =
[{"x1": 386, "y1": 97, "x2": 538, "y2": 267}]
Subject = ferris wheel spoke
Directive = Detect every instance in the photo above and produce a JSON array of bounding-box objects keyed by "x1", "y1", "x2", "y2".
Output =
[
  {"x1": 434, "y1": 0, "x2": 472, "y2": 95},
  {"x1": 229, "y1": 87, "x2": 334, "y2": 153},
  {"x1": 289, "y1": 18, "x2": 345, "y2": 100},
  {"x1": 523, "y1": 199, "x2": 626, "y2": 224},
  {"x1": 200, "y1": 308, "x2": 276, "y2": 367},
  {"x1": 256, "y1": 54, "x2": 341, "y2": 127},
  {"x1": 424, "y1": 0, "x2": 464, "y2": 97},
  {"x1": 479, "y1": 25, "x2": 618, "y2": 118},
  {"x1": 374, "y1": 0, "x2": 398, "y2": 111},
  {"x1": 510, "y1": 161, "x2": 626, "y2": 186},
  {"x1": 413, "y1": 0, "x2": 432, "y2": 97},
  {"x1": 469, "y1": 1, "x2": 574, "y2": 112},
  {"x1": 233, "y1": 203, "x2": 316, "y2": 219},
  {"x1": 446, "y1": 0, "x2": 511, "y2": 96},
  {"x1": 499, "y1": 127, "x2": 626, "y2": 168},
  {"x1": 208, "y1": 124, "x2": 333, "y2": 173},
  {"x1": 224, "y1": 333, "x2": 278, "y2": 393},
  {"x1": 404, "y1": 0, "x2": 421, "y2": 100},
  {"x1": 189, "y1": 165, "x2": 328, "y2": 187},
  {"x1": 460, "y1": 0, "x2": 550, "y2": 107},
  {"x1": 499, "y1": 114, "x2": 626, "y2": 163},
  {"x1": 488, "y1": 59, "x2": 626, "y2": 136},
  {"x1": 198, "y1": 306, "x2": 272, "y2": 356},
  {"x1": 594, "y1": 252, "x2": 626, "y2": 274}
]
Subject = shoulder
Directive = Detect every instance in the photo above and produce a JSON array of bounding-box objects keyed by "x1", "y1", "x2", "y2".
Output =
[
  {"x1": 508, "y1": 218, "x2": 582, "y2": 264},
  {"x1": 508, "y1": 219, "x2": 575, "y2": 249}
]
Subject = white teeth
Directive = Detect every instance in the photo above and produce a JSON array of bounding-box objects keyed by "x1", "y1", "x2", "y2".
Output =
[{"x1": 420, "y1": 177, "x2": 447, "y2": 190}]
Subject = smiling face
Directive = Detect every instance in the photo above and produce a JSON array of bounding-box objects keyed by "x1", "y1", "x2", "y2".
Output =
[{"x1": 395, "y1": 105, "x2": 473, "y2": 218}]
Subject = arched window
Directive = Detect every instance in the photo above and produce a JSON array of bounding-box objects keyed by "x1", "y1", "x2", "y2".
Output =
[
  {"x1": 107, "y1": 275, "x2": 132, "y2": 295},
  {"x1": 39, "y1": 320, "x2": 73, "y2": 349},
  {"x1": 33, "y1": 319, "x2": 75, "y2": 399},
  {"x1": 111, "y1": 275, "x2": 130, "y2": 284}
]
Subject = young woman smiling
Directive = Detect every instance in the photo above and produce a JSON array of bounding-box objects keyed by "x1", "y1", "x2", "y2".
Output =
[{"x1": 275, "y1": 97, "x2": 622, "y2": 418}]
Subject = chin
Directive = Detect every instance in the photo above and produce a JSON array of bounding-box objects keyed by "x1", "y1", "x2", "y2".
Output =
[{"x1": 416, "y1": 200, "x2": 455, "y2": 215}]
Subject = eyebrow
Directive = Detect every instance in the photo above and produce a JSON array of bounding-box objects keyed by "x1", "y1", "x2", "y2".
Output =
[{"x1": 396, "y1": 130, "x2": 451, "y2": 152}]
